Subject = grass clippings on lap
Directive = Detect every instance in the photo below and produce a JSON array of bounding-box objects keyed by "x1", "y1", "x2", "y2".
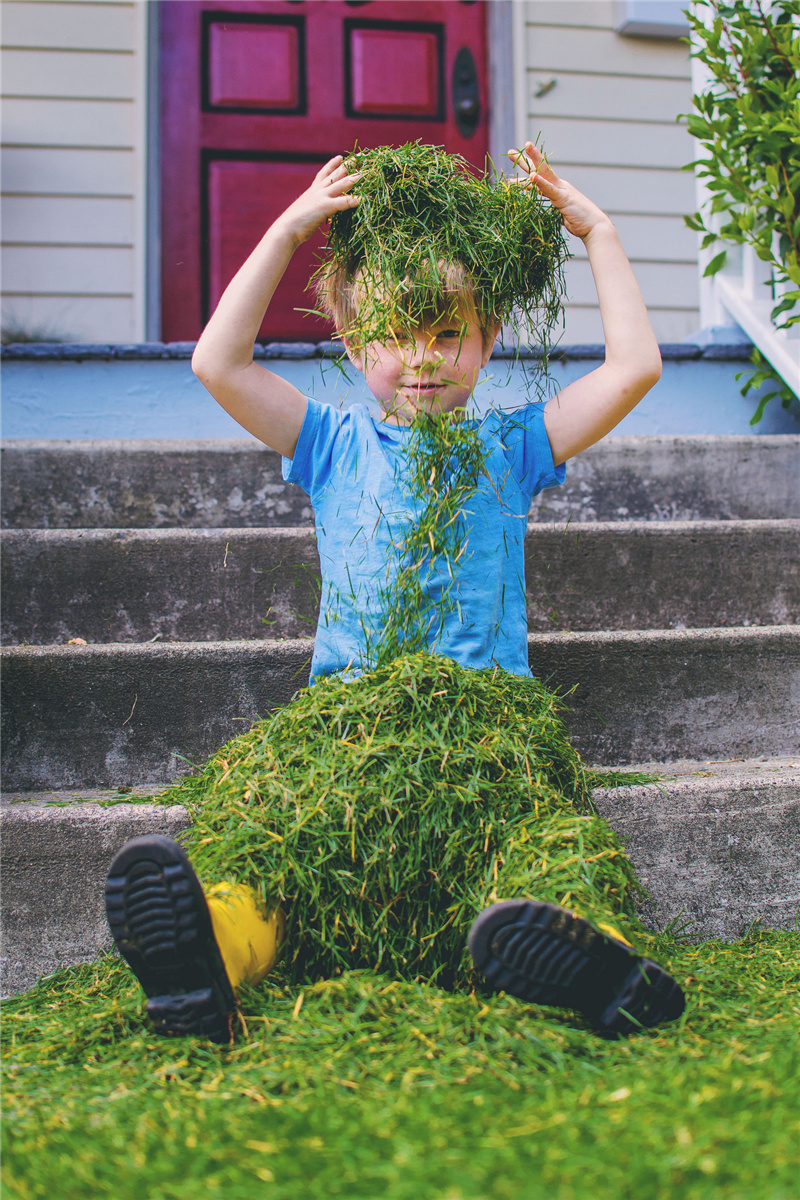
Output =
[
  {"x1": 2, "y1": 929, "x2": 798, "y2": 1200},
  {"x1": 154, "y1": 653, "x2": 645, "y2": 987}
]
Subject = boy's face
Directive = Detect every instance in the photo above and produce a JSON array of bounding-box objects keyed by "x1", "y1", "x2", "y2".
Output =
[{"x1": 346, "y1": 314, "x2": 496, "y2": 425}]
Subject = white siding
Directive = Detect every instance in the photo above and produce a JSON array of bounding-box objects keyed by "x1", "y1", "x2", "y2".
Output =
[
  {"x1": 1, "y1": 0, "x2": 146, "y2": 344},
  {"x1": 520, "y1": 1, "x2": 699, "y2": 343}
]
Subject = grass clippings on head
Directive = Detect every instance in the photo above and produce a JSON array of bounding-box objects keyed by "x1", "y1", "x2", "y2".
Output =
[{"x1": 315, "y1": 140, "x2": 569, "y2": 354}]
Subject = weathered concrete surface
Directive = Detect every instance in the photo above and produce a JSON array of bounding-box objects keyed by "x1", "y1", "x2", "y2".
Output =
[
  {"x1": 525, "y1": 520, "x2": 800, "y2": 631},
  {"x1": 3, "y1": 435, "x2": 798, "y2": 529},
  {"x1": 550, "y1": 434, "x2": 800, "y2": 523},
  {"x1": 2, "y1": 627, "x2": 798, "y2": 788},
  {"x1": 3, "y1": 758, "x2": 797, "y2": 996},
  {"x1": 1, "y1": 639, "x2": 313, "y2": 790},
  {"x1": 531, "y1": 626, "x2": 800, "y2": 765},
  {"x1": 4, "y1": 520, "x2": 796, "y2": 644},
  {"x1": 0, "y1": 438, "x2": 314, "y2": 529},
  {"x1": 593, "y1": 757, "x2": 800, "y2": 940},
  {"x1": 0, "y1": 794, "x2": 190, "y2": 996},
  {"x1": 1, "y1": 526, "x2": 321, "y2": 643}
]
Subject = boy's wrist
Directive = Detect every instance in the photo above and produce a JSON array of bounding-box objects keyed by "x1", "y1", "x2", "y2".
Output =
[
  {"x1": 266, "y1": 216, "x2": 304, "y2": 254},
  {"x1": 581, "y1": 216, "x2": 617, "y2": 247}
]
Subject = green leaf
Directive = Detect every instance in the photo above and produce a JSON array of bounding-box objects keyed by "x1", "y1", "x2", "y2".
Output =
[
  {"x1": 749, "y1": 391, "x2": 779, "y2": 425},
  {"x1": 703, "y1": 251, "x2": 728, "y2": 277}
]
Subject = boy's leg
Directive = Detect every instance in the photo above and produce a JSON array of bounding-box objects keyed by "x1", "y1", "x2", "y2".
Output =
[
  {"x1": 466, "y1": 818, "x2": 685, "y2": 1035},
  {"x1": 468, "y1": 900, "x2": 684, "y2": 1036},
  {"x1": 105, "y1": 835, "x2": 283, "y2": 1042},
  {"x1": 205, "y1": 881, "x2": 285, "y2": 988}
]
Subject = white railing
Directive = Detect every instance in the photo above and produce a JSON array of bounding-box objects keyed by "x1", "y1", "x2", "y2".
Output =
[
  {"x1": 705, "y1": 244, "x2": 800, "y2": 396},
  {"x1": 691, "y1": 4, "x2": 800, "y2": 397}
]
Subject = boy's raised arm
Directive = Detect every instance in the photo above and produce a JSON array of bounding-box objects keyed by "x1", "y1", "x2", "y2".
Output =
[
  {"x1": 191, "y1": 156, "x2": 359, "y2": 459},
  {"x1": 510, "y1": 144, "x2": 663, "y2": 467}
]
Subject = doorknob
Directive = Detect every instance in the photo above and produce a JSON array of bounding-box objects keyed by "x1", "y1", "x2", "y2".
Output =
[{"x1": 452, "y1": 46, "x2": 480, "y2": 138}]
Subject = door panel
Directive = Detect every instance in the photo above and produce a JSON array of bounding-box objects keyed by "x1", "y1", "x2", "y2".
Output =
[
  {"x1": 205, "y1": 17, "x2": 305, "y2": 111},
  {"x1": 161, "y1": 1, "x2": 488, "y2": 342},
  {"x1": 205, "y1": 156, "x2": 328, "y2": 337},
  {"x1": 347, "y1": 23, "x2": 443, "y2": 117}
]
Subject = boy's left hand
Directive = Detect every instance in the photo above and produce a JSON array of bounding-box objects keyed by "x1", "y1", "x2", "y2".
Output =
[{"x1": 508, "y1": 142, "x2": 611, "y2": 242}]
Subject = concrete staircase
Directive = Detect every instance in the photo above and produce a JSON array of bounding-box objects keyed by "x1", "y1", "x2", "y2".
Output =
[{"x1": 2, "y1": 434, "x2": 799, "y2": 995}]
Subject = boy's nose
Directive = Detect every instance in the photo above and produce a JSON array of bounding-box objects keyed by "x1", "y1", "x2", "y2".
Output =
[{"x1": 406, "y1": 336, "x2": 440, "y2": 369}]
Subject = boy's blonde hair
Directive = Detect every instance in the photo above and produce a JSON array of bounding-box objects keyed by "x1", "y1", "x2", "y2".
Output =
[{"x1": 315, "y1": 259, "x2": 499, "y2": 351}]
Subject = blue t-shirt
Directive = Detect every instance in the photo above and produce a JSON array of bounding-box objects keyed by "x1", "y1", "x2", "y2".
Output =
[{"x1": 283, "y1": 399, "x2": 565, "y2": 683}]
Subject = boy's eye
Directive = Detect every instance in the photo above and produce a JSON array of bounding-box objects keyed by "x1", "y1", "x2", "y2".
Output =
[{"x1": 437, "y1": 329, "x2": 460, "y2": 339}]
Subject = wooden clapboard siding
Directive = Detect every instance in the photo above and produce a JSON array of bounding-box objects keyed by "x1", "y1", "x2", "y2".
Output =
[
  {"x1": 524, "y1": 1, "x2": 620, "y2": 31},
  {"x1": 526, "y1": 24, "x2": 691, "y2": 79},
  {"x1": 2, "y1": 98, "x2": 135, "y2": 148},
  {"x1": 0, "y1": 0, "x2": 145, "y2": 343},
  {"x1": 0, "y1": 295, "x2": 139, "y2": 343},
  {"x1": 1, "y1": 49, "x2": 136, "y2": 98},
  {"x1": 1, "y1": 147, "x2": 135, "y2": 195},
  {"x1": 2, "y1": 195, "x2": 134, "y2": 244},
  {"x1": 573, "y1": 214, "x2": 697, "y2": 263},
  {"x1": 532, "y1": 115, "x2": 692, "y2": 170},
  {"x1": 556, "y1": 305, "x2": 695, "y2": 345},
  {"x1": 527, "y1": 71, "x2": 689, "y2": 123},
  {"x1": 522, "y1": 1, "x2": 699, "y2": 343},
  {"x1": 3, "y1": 246, "x2": 134, "y2": 294},
  {"x1": 565, "y1": 259, "x2": 698, "y2": 310},
  {"x1": 1, "y1": 0, "x2": 134, "y2": 51},
  {"x1": 548, "y1": 164, "x2": 696, "y2": 218}
]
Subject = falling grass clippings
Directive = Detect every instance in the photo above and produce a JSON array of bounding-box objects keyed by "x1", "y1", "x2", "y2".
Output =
[{"x1": 364, "y1": 412, "x2": 488, "y2": 670}]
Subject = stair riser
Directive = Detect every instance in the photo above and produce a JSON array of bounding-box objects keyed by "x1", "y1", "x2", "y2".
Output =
[
  {"x1": 593, "y1": 774, "x2": 800, "y2": 944},
  {"x1": 0, "y1": 801, "x2": 191, "y2": 997},
  {"x1": 2, "y1": 629, "x2": 798, "y2": 789},
  {"x1": 4, "y1": 768, "x2": 798, "y2": 996},
  {"x1": 3, "y1": 436, "x2": 798, "y2": 529},
  {"x1": 3, "y1": 522, "x2": 798, "y2": 644}
]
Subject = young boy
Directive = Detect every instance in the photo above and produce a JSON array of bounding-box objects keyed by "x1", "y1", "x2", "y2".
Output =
[{"x1": 105, "y1": 144, "x2": 684, "y2": 1042}]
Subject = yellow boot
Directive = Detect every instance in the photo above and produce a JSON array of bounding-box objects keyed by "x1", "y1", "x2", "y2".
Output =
[
  {"x1": 205, "y1": 882, "x2": 286, "y2": 988},
  {"x1": 105, "y1": 834, "x2": 285, "y2": 1042}
]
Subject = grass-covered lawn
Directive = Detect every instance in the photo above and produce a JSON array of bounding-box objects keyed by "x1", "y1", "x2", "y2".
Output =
[{"x1": 2, "y1": 929, "x2": 798, "y2": 1200}]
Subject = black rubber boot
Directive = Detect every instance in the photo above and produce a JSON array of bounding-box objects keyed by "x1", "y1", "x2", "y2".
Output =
[
  {"x1": 105, "y1": 834, "x2": 237, "y2": 1043},
  {"x1": 468, "y1": 899, "x2": 685, "y2": 1036}
]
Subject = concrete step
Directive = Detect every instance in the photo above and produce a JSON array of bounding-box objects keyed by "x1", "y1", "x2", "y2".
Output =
[
  {"x1": 2, "y1": 627, "x2": 798, "y2": 790},
  {"x1": 3, "y1": 435, "x2": 798, "y2": 529},
  {"x1": 3, "y1": 520, "x2": 798, "y2": 644},
  {"x1": 3, "y1": 756, "x2": 798, "y2": 996}
]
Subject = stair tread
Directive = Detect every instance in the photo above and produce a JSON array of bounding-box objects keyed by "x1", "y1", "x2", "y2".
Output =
[{"x1": 3, "y1": 756, "x2": 797, "y2": 811}]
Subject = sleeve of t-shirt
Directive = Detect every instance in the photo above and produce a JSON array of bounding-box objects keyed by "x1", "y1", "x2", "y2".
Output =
[
  {"x1": 503, "y1": 401, "x2": 566, "y2": 500},
  {"x1": 281, "y1": 398, "x2": 345, "y2": 501}
]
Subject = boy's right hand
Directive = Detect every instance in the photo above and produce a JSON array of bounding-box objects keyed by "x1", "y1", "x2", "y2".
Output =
[{"x1": 273, "y1": 155, "x2": 360, "y2": 248}]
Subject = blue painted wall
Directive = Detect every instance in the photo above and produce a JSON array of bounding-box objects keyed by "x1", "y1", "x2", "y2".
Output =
[{"x1": 2, "y1": 344, "x2": 799, "y2": 439}]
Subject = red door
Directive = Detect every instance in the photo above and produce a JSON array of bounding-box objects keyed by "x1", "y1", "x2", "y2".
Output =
[{"x1": 160, "y1": 1, "x2": 488, "y2": 342}]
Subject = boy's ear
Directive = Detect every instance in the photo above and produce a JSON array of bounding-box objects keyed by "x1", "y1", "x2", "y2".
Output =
[{"x1": 341, "y1": 337, "x2": 365, "y2": 373}]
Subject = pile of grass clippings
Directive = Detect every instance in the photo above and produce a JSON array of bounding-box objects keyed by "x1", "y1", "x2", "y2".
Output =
[
  {"x1": 315, "y1": 141, "x2": 569, "y2": 351},
  {"x1": 157, "y1": 653, "x2": 645, "y2": 988},
  {"x1": 3, "y1": 930, "x2": 799, "y2": 1199}
]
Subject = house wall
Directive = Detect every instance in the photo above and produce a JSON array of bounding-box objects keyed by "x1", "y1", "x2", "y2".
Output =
[
  {"x1": 1, "y1": 0, "x2": 699, "y2": 347},
  {"x1": 0, "y1": 0, "x2": 148, "y2": 343},
  {"x1": 519, "y1": 1, "x2": 699, "y2": 343}
]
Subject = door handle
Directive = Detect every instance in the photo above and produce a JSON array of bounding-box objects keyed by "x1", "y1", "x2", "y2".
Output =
[{"x1": 452, "y1": 46, "x2": 480, "y2": 138}]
